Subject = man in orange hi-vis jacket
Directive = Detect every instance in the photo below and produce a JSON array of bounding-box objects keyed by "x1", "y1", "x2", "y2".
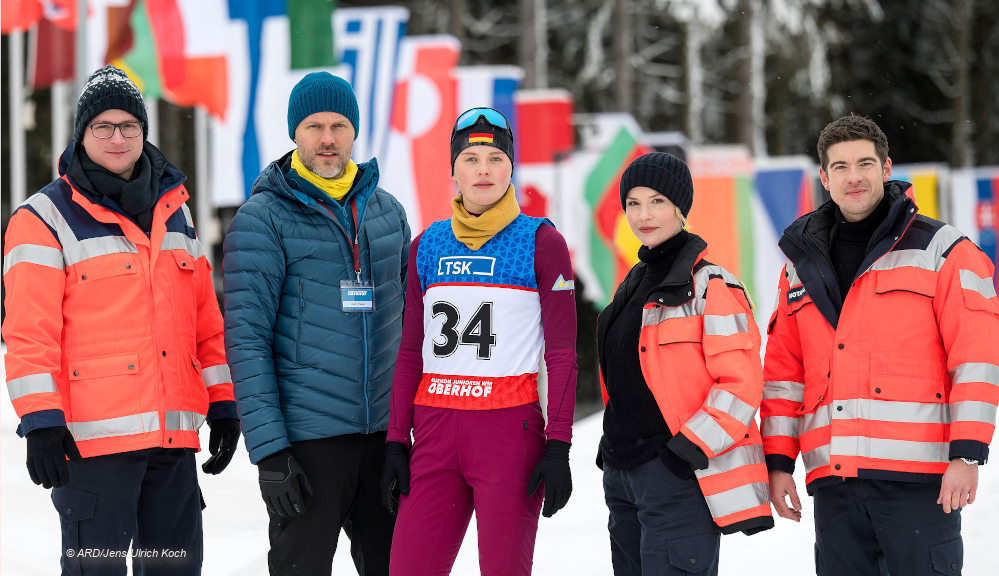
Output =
[
  {"x1": 2, "y1": 65, "x2": 238, "y2": 576},
  {"x1": 761, "y1": 114, "x2": 999, "y2": 576}
]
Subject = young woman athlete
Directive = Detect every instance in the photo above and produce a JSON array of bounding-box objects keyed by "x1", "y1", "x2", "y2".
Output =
[{"x1": 381, "y1": 108, "x2": 578, "y2": 575}]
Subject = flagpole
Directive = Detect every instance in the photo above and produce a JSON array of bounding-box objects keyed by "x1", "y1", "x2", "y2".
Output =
[
  {"x1": 146, "y1": 98, "x2": 159, "y2": 146},
  {"x1": 195, "y1": 107, "x2": 214, "y2": 268},
  {"x1": 75, "y1": 0, "x2": 88, "y2": 97},
  {"x1": 52, "y1": 81, "x2": 70, "y2": 179},
  {"x1": 10, "y1": 30, "x2": 28, "y2": 208}
]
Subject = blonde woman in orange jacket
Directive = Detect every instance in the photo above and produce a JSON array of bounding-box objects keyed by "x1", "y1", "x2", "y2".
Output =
[{"x1": 596, "y1": 153, "x2": 773, "y2": 576}]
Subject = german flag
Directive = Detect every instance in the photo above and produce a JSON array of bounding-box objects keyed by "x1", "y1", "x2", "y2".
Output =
[{"x1": 468, "y1": 133, "x2": 494, "y2": 144}]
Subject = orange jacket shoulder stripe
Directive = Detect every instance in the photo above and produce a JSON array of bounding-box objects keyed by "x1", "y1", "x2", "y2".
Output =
[
  {"x1": 3, "y1": 143, "x2": 235, "y2": 458},
  {"x1": 762, "y1": 183, "x2": 999, "y2": 492}
]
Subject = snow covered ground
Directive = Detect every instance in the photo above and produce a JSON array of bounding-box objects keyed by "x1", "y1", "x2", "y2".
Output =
[{"x1": 3, "y1": 345, "x2": 997, "y2": 575}]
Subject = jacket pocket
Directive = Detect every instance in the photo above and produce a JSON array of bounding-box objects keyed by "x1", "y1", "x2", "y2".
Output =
[
  {"x1": 875, "y1": 267, "x2": 936, "y2": 298},
  {"x1": 658, "y1": 316, "x2": 702, "y2": 346},
  {"x1": 869, "y1": 352, "x2": 947, "y2": 403},
  {"x1": 68, "y1": 353, "x2": 141, "y2": 424},
  {"x1": 75, "y1": 253, "x2": 137, "y2": 285},
  {"x1": 799, "y1": 359, "x2": 830, "y2": 415}
]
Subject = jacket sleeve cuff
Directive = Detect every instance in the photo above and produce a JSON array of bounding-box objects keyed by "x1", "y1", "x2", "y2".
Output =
[
  {"x1": 765, "y1": 454, "x2": 796, "y2": 474},
  {"x1": 386, "y1": 429, "x2": 412, "y2": 448},
  {"x1": 206, "y1": 401, "x2": 239, "y2": 422},
  {"x1": 949, "y1": 440, "x2": 989, "y2": 464},
  {"x1": 16, "y1": 409, "x2": 67, "y2": 438},
  {"x1": 666, "y1": 432, "x2": 709, "y2": 470}
]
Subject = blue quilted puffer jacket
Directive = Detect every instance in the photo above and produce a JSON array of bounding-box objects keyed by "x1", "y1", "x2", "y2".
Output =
[{"x1": 223, "y1": 152, "x2": 410, "y2": 464}]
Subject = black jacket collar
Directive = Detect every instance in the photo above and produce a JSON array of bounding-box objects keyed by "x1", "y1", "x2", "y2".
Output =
[
  {"x1": 58, "y1": 141, "x2": 185, "y2": 206},
  {"x1": 778, "y1": 180, "x2": 916, "y2": 329}
]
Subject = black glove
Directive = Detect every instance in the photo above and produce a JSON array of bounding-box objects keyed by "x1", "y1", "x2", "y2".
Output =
[
  {"x1": 257, "y1": 449, "x2": 313, "y2": 517},
  {"x1": 381, "y1": 442, "x2": 411, "y2": 515},
  {"x1": 658, "y1": 446, "x2": 696, "y2": 480},
  {"x1": 26, "y1": 426, "x2": 83, "y2": 489},
  {"x1": 202, "y1": 418, "x2": 240, "y2": 474},
  {"x1": 527, "y1": 439, "x2": 572, "y2": 518}
]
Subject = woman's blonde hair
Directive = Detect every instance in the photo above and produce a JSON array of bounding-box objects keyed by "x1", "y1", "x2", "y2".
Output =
[{"x1": 676, "y1": 205, "x2": 690, "y2": 230}]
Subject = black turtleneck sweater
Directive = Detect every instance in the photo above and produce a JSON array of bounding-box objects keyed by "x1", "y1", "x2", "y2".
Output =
[
  {"x1": 831, "y1": 193, "x2": 890, "y2": 301},
  {"x1": 600, "y1": 230, "x2": 690, "y2": 471}
]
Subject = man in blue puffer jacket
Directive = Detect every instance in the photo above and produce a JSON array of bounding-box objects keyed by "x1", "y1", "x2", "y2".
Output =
[{"x1": 223, "y1": 72, "x2": 410, "y2": 576}]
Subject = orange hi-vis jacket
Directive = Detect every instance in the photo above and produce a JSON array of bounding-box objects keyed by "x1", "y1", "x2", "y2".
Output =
[
  {"x1": 2, "y1": 143, "x2": 236, "y2": 458},
  {"x1": 761, "y1": 182, "x2": 999, "y2": 493},
  {"x1": 599, "y1": 234, "x2": 773, "y2": 535}
]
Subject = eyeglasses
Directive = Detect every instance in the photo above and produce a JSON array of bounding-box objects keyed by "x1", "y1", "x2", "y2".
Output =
[
  {"x1": 451, "y1": 108, "x2": 511, "y2": 140},
  {"x1": 88, "y1": 121, "x2": 143, "y2": 139}
]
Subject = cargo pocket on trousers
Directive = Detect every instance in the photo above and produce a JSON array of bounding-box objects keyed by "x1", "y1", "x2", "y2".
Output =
[
  {"x1": 52, "y1": 486, "x2": 98, "y2": 574},
  {"x1": 929, "y1": 538, "x2": 963, "y2": 576},
  {"x1": 666, "y1": 532, "x2": 720, "y2": 575}
]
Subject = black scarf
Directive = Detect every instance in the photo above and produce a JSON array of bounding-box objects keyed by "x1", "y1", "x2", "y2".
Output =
[{"x1": 79, "y1": 150, "x2": 159, "y2": 234}]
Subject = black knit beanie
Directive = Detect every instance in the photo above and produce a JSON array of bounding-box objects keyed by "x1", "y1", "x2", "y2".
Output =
[
  {"x1": 450, "y1": 113, "x2": 515, "y2": 172},
  {"x1": 619, "y1": 152, "x2": 694, "y2": 217},
  {"x1": 74, "y1": 65, "x2": 148, "y2": 143}
]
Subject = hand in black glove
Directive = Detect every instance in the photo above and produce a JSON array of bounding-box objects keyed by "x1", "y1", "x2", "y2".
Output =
[
  {"x1": 527, "y1": 439, "x2": 572, "y2": 518},
  {"x1": 257, "y1": 449, "x2": 313, "y2": 517},
  {"x1": 202, "y1": 418, "x2": 240, "y2": 475},
  {"x1": 380, "y1": 442, "x2": 411, "y2": 515},
  {"x1": 26, "y1": 426, "x2": 82, "y2": 489}
]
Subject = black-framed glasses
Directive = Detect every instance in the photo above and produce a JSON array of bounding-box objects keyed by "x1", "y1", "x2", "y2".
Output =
[{"x1": 88, "y1": 121, "x2": 143, "y2": 139}]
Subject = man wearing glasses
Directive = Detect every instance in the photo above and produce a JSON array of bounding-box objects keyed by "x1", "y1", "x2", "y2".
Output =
[{"x1": 3, "y1": 65, "x2": 238, "y2": 575}]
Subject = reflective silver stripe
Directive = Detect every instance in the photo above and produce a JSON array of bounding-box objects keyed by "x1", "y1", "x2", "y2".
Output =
[
  {"x1": 762, "y1": 416, "x2": 799, "y2": 439},
  {"x1": 703, "y1": 482, "x2": 770, "y2": 520},
  {"x1": 165, "y1": 410, "x2": 207, "y2": 432},
  {"x1": 698, "y1": 264, "x2": 743, "y2": 288},
  {"x1": 785, "y1": 262, "x2": 802, "y2": 288},
  {"x1": 703, "y1": 313, "x2": 749, "y2": 337},
  {"x1": 7, "y1": 373, "x2": 59, "y2": 400},
  {"x1": 685, "y1": 410, "x2": 736, "y2": 455},
  {"x1": 697, "y1": 444, "x2": 765, "y2": 479},
  {"x1": 181, "y1": 204, "x2": 195, "y2": 228},
  {"x1": 642, "y1": 299, "x2": 702, "y2": 326},
  {"x1": 802, "y1": 444, "x2": 830, "y2": 470},
  {"x1": 950, "y1": 363, "x2": 999, "y2": 388},
  {"x1": 201, "y1": 364, "x2": 232, "y2": 387},
  {"x1": 802, "y1": 404, "x2": 832, "y2": 433},
  {"x1": 704, "y1": 389, "x2": 757, "y2": 427},
  {"x1": 830, "y1": 436, "x2": 949, "y2": 463},
  {"x1": 3, "y1": 244, "x2": 64, "y2": 274},
  {"x1": 161, "y1": 232, "x2": 206, "y2": 260},
  {"x1": 833, "y1": 398, "x2": 950, "y2": 426},
  {"x1": 64, "y1": 236, "x2": 137, "y2": 266},
  {"x1": 24, "y1": 193, "x2": 137, "y2": 266},
  {"x1": 67, "y1": 411, "x2": 159, "y2": 441},
  {"x1": 869, "y1": 224, "x2": 964, "y2": 273},
  {"x1": 959, "y1": 269, "x2": 997, "y2": 300},
  {"x1": 763, "y1": 380, "x2": 804, "y2": 403},
  {"x1": 951, "y1": 401, "x2": 998, "y2": 425}
]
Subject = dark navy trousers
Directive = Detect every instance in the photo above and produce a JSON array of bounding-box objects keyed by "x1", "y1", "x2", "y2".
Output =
[
  {"x1": 603, "y1": 457, "x2": 720, "y2": 576},
  {"x1": 51, "y1": 448, "x2": 203, "y2": 576},
  {"x1": 814, "y1": 478, "x2": 963, "y2": 576}
]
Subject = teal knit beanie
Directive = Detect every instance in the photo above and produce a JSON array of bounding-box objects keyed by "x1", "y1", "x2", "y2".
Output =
[{"x1": 287, "y1": 72, "x2": 359, "y2": 141}]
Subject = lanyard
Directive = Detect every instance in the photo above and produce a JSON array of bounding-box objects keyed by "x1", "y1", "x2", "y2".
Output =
[{"x1": 320, "y1": 197, "x2": 361, "y2": 282}]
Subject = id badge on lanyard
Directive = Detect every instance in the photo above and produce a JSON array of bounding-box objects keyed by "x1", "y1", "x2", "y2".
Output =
[{"x1": 322, "y1": 198, "x2": 375, "y2": 312}]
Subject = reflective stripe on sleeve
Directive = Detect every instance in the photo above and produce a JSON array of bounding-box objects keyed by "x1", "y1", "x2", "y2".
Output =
[
  {"x1": 702, "y1": 482, "x2": 771, "y2": 520},
  {"x1": 704, "y1": 388, "x2": 757, "y2": 427},
  {"x1": 685, "y1": 410, "x2": 736, "y2": 455},
  {"x1": 697, "y1": 444, "x2": 766, "y2": 479},
  {"x1": 959, "y1": 269, "x2": 997, "y2": 300},
  {"x1": 763, "y1": 380, "x2": 804, "y2": 402},
  {"x1": 950, "y1": 400, "x2": 998, "y2": 425},
  {"x1": 165, "y1": 411, "x2": 207, "y2": 432},
  {"x1": 7, "y1": 373, "x2": 59, "y2": 400},
  {"x1": 3, "y1": 244, "x2": 64, "y2": 274},
  {"x1": 802, "y1": 444, "x2": 830, "y2": 470},
  {"x1": 703, "y1": 313, "x2": 749, "y2": 337},
  {"x1": 802, "y1": 404, "x2": 832, "y2": 432},
  {"x1": 67, "y1": 411, "x2": 160, "y2": 441},
  {"x1": 762, "y1": 416, "x2": 799, "y2": 439},
  {"x1": 201, "y1": 364, "x2": 232, "y2": 387},
  {"x1": 950, "y1": 363, "x2": 999, "y2": 388}
]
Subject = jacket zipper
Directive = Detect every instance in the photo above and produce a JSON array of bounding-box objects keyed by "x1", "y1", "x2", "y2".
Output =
[{"x1": 297, "y1": 279, "x2": 304, "y2": 363}]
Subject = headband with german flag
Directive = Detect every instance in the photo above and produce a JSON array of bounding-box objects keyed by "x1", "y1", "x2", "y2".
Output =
[{"x1": 450, "y1": 115, "x2": 515, "y2": 172}]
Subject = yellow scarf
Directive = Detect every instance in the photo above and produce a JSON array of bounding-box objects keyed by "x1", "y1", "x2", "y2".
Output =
[
  {"x1": 291, "y1": 150, "x2": 357, "y2": 202},
  {"x1": 451, "y1": 184, "x2": 521, "y2": 251}
]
